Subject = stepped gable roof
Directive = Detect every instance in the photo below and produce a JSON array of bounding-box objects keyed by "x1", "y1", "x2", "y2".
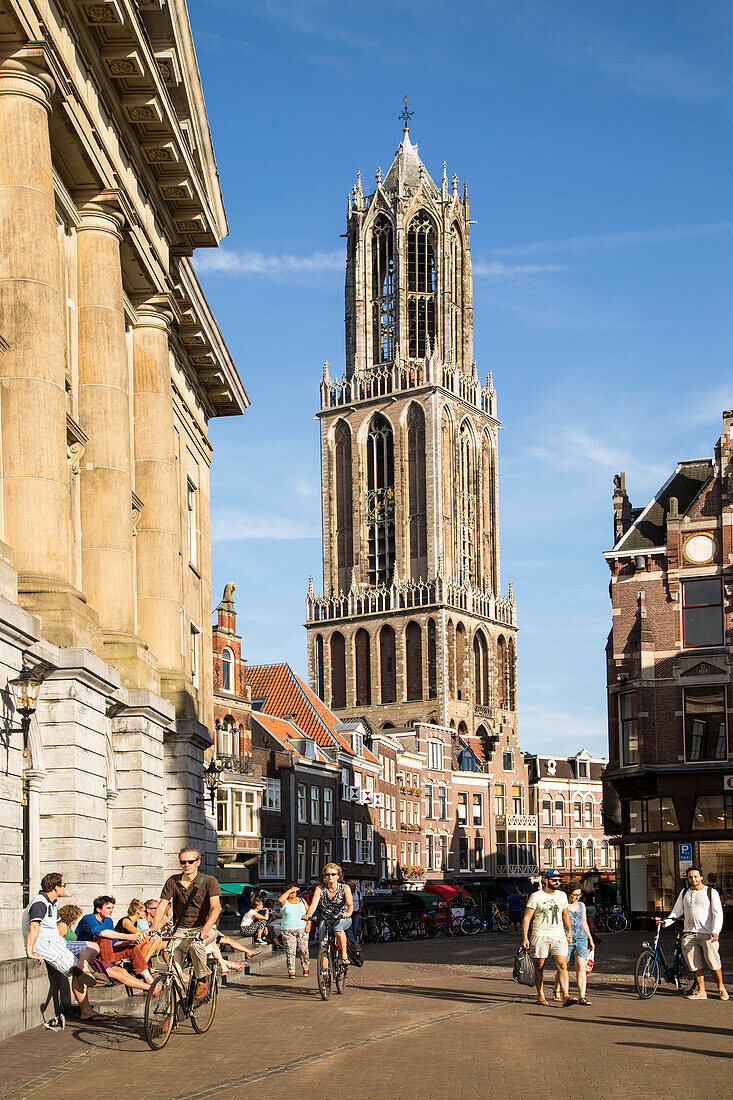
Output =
[
  {"x1": 252, "y1": 712, "x2": 330, "y2": 763},
  {"x1": 246, "y1": 663, "x2": 355, "y2": 754},
  {"x1": 615, "y1": 460, "x2": 714, "y2": 552},
  {"x1": 382, "y1": 129, "x2": 437, "y2": 191}
]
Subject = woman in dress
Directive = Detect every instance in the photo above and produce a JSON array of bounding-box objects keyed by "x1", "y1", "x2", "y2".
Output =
[
  {"x1": 553, "y1": 879, "x2": 595, "y2": 1005},
  {"x1": 278, "y1": 883, "x2": 311, "y2": 978},
  {"x1": 302, "y1": 863, "x2": 353, "y2": 969}
]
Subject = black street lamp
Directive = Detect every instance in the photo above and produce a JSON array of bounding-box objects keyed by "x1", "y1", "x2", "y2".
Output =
[
  {"x1": 4, "y1": 656, "x2": 43, "y2": 752},
  {"x1": 200, "y1": 757, "x2": 222, "y2": 815}
]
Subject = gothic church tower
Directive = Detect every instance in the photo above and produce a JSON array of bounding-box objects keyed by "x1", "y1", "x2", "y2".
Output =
[{"x1": 306, "y1": 117, "x2": 518, "y2": 752}]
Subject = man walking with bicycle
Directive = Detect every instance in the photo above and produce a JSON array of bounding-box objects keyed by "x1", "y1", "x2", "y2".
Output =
[
  {"x1": 658, "y1": 866, "x2": 728, "y2": 1000},
  {"x1": 151, "y1": 846, "x2": 221, "y2": 1001}
]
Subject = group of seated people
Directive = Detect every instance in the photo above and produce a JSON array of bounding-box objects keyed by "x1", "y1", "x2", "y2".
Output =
[{"x1": 24, "y1": 873, "x2": 261, "y2": 1027}]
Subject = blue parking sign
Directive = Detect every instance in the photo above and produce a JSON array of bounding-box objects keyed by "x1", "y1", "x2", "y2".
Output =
[{"x1": 678, "y1": 843, "x2": 693, "y2": 862}]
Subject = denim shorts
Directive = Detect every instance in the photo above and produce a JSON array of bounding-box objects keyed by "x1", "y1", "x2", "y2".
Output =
[{"x1": 321, "y1": 917, "x2": 351, "y2": 935}]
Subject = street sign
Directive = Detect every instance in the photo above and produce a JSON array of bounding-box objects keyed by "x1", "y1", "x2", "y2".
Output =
[
  {"x1": 724, "y1": 775, "x2": 733, "y2": 791},
  {"x1": 678, "y1": 843, "x2": 692, "y2": 862}
]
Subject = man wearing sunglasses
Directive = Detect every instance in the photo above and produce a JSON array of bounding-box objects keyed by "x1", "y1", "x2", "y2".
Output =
[
  {"x1": 151, "y1": 846, "x2": 222, "y2": 1001},
  {"x1": 522, "y1": 871, "x2": 576, "y2": 1006}
]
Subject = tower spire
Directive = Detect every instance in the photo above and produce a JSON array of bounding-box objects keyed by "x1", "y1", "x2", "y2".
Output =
[{"x1": 399, "y1": 94, "x2": 414, "y2": 134}]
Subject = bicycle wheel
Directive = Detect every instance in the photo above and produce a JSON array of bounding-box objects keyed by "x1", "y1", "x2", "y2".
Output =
[
  {"x1": 634, "y1": 950, "x2": 660, "y2": 998},
  {"x1": 335, "y1": 954, "x2": 348, "y2": 995},
  {"x1": 607, "y1": 911, "x2": 628, "y2": 933},
  {"x1": 496, "y1": 914, "x2": 511, "y2": 933},
  {"x1": 144, "y1": 973, "x2": 176, "y2": 1050},
  {"x1": 675, "y1": 967, "x2": 696, "y2": 995},
  {"x1": 191, "y1": 967, "x2": 218, "y2": 1034},
  {"x1": 460, "y1": 916, "x2": 481, "y2": 936},
  {"x1": 317, "y1": 945, "x2": 333, "y2": 1000}
]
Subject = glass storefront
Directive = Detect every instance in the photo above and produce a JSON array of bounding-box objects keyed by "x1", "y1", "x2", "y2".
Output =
[
  {"x1": 626, "y1": 841, "x2": 676, "y2": 913},
  {"x1": 696, "y1": 840, "x2": 733, "y2": 902}
]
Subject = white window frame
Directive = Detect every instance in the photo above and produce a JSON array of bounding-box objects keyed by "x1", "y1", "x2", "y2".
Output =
[
  {"x1": 310, "y1": 838, "x2": 320, "y2": 879},
  {"x1": 216, "y1": 789, "x2": 230, "y2": 834},
  {"x1": 186, "y1": 476, "x2": 198, "y2": 569},
  {"x1": 324, "y1": 786, "x2": 333, "y2": 825},
  {"x1": 221, "y1": 647, "x2": 234, "y2": 693},
  {"x1": 341, "y1": 819, "x2": 350, "y2": 862},
  {"x1": 264, "y1": 777, "x2": 281, "y2": 812},
  {"x1": 190, "y1": 621, "x2": 200, "y2": 688},
  {"x1": 310, "y1": 785, "x2": 320, "y2": 824},
  {"x1": 323, "y1": 838, "x2": 333, "y2": 866},
  {"x1": 428, "y1": 739, "x2": 443, "y2": 770},
  {"x1": 297, "y1": 839, "x2": 307, "y2": 881},
  {"x1": 438, "y1": 785, "x2": 448, "y2": 820},
  {"x1": 261, "y1": 838, "x2": 285, "y2": 879},
  {"x1": 297, "y1": 783, "x2": 307, "y2": 824},
  {"x1": 472, "y1": 794, "x2": 483, "y2": 826}
]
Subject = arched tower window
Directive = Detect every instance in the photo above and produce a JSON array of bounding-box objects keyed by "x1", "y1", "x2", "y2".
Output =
[
  {"x1": 315, "y1": 634, "x2": 325, "y2": 700},
  {"x1": 330, "y1": 632, "x2": 346, "y2": 709},
  {"x1": 508, "y1": 637, "x2": 516, "y2": 710},
  {"x1": 379, "y1": 624, "x2": 396, "y2": 704},
  {"x1": 472, "y1": 631, "x2": 489, "y2": 706},
  {"x1": 371, "y1": 216, "x2": 395, "y2": 365},
  {"x1": 427, "y1": 618, "x2": 437, "y2": 699},
  {"x1": 480, "y1": 431, "x2": 497, "y2": 591},
  {"x1": 459, "y1": 422, "x2": 476, "y2": 583},
  {"x1": 405, "y1": 621, "x2": 423, "y2": 701},
  {"x1": 221, "y1": 647, "x2": 234, "y2": 693},
  {"x1": 407, "y1": 404, "x2": 427, "y2": 581},
  {"x1": 441, "y1": 408, "x2": 454, "y2": 582},
  {"x1": 407, "y1": 212, "x2": 436, "y2": 358},
  {"x1": 334, "y1": 420, "x2": 353, "y2": 593},
  {"x1": 355, "y1": 628, "x2": 371, "y2": 707},
  {"x1": 497, "y1": 635, "x2": 507, "y2": 709},
  {"x1": 447, "y1": 618, "x2": 456, "y2": 698},
  {"x1": 449, "y1": 224, "x2": 463, "y2": 368},
  {"x1": 455, "y1": 622, "x2": 466, "y2": 701},
  {"x1": 366, "y1": 413, "x2": 395, "y2": 585}
]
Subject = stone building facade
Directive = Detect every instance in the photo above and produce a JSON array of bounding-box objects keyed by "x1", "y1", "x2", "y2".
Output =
[
  {"x1": 603, "y1": 413, "x2": 733, "y2": 916},
  {"x1": 526, "y1": 750, "x2": 616, "y2": 878},
  {"x1": 0, "y1": 2, "x2": 247, "y2": 1037},
  {"x1": 304, "y1": 121, "x2": 534, "y2": 884}
]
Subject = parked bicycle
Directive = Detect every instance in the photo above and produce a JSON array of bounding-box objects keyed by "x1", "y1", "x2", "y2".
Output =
[
  {"x1": 597, "y1": 903, "x2": 629, "y2": 933},
  {"x1": 317, "y1": 918, "x2": 349, "y2": 1000},
  {"x1": 144, "y1": 931, "x2": 219, "y2": 1050},
  {"x1": 633, "y1": 923, "x2": 695, "y2": 998},
  {"x1": 490, "y1": 902, "x2": 511, "y2": 933}
]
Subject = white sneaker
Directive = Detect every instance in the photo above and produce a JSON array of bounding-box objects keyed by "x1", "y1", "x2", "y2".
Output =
[
  {"x1": 685, "y1": 989, "x2": 707, "y2": 999},
  {"x1": 718, "y1": 988, "x2": 729, "y2": 1000}
]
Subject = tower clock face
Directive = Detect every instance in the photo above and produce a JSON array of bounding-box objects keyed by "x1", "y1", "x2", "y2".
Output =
[{"x1": 683, "y1": 533, "x2": 716, "y2": 565}]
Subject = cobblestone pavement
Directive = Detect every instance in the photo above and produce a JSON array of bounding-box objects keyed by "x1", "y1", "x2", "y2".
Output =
[{"x1": 1, "y1": 934, "x2": 730, "y2": 1100}]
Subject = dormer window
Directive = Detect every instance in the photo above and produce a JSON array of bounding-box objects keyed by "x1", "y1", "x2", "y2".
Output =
[
  {"x1": 353, "y1": 731, "x2": 363, "y2": 757},
  {"x1": 576, "y1": 758, "x2": 588, "y2": 779}
]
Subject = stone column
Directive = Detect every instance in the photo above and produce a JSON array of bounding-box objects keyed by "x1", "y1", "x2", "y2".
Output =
[
  {"x1": 0, "y1": 58, "x2": 71, "y2": 592},
  {"x1": 132, "y1": 303, "x2": 181, "y2": 672},
  {"x1": 76, "y1": 198, "x2": 136, "y2": 636}
]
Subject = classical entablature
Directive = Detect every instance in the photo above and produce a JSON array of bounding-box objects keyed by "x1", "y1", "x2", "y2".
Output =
[{"x1": 0, "y1": 0, "x2": 246, "y2": 419}]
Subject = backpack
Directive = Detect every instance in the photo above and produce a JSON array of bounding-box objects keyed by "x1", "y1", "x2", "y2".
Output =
[{"x1": 346, "y1": 938, "x2": 365, "y2": 967}]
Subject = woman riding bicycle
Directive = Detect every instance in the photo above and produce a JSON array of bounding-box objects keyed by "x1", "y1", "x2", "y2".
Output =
[{"x1": 302, "y1": 862, "x2": 353, "y2": 968}]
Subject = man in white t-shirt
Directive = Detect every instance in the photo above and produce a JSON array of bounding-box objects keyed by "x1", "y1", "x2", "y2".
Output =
[
  {"x1": 658, "y1": 866, "x2": 728, "y2": 1000},
  {"x1": 522, "y1": 870, "x2": 575, "y2": 1006},
  {"x1": 348, "y1": 881, "x2": 362, "y2": 941}
]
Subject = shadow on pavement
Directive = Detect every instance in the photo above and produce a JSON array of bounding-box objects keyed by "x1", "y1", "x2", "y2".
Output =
[{"x1": 617, "y1": 1041, "x2": 733, "y2": 1059}]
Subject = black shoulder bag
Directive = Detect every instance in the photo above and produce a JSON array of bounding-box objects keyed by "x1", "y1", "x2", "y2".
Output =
[{"x1": 171, "y1": 874, "x2": 203, "y2": 935}]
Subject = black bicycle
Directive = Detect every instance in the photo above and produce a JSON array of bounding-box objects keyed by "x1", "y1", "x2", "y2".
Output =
[
  {"x1": 633, "y1": 922, "x2": 696, "y2": 998},
  {"x1": 317, "y1": 919, "x2": 348, "y2": 1000},
  {"x1": 144, "y1": 932, "x2": 219, "y2": 1049}
]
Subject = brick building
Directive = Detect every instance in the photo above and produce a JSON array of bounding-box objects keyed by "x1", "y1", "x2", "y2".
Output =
[
  {"x1": 527, "y1": 750, "x2": 616, "y2": 878},
  {"x1": 603, "y1": 413, "x2": 733, "y2": 916},
  {"x1": 212, "y1": 584, "x2": 263, "y2": 882}
]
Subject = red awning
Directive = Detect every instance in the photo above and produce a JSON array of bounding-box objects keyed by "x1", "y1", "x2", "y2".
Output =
[{"x1": 424, "y1": 884, "x2": 471, "y2": 903}]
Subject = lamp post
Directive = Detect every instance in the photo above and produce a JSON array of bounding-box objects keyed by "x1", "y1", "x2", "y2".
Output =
[
  {"x1": 201, "y1": 757, "x2": 222, "y2": 815},
  {"x1": 5, "y1": 656, "x2": 43, "y2": 752}
]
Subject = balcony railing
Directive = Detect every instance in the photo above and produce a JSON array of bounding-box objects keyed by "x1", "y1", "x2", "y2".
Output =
[
  {"x1": 218, "y1": 754, "x2": 254, "y2": 775},
  {"x1": 495, "y1": 814, "x2": 538, "y2": 829},
  {"x1": 320, "y1": 359, "x2": 497, "y2": 419}
]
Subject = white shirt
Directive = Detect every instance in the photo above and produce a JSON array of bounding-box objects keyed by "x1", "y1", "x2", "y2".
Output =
[
  {"x1": 664, "y1": 886, "x2": 723, "y2": 936},
  {"x1": 22, "y1": 893, "x2": 60, "y2": 946},
  {"x1": 352, "y1": 890, "x2": 361, "y2": 913}
]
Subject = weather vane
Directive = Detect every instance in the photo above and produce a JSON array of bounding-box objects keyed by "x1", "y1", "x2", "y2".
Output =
[{"x1": 399, "y1": 94, "x2": 413, "y2": 128}]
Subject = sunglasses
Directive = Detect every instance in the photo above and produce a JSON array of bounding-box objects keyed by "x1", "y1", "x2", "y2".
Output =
[
  {"x1": 180, "y1": 859, "x2": 199, "y2": 865},
  {"x1": 324, "y1": 872, "x2": 338, "y2": 877}
]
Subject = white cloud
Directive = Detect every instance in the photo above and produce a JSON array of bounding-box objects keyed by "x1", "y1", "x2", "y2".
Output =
[
  {"x1": 212, "y1": 511, "x2": 320, "y2": 541},
  {"x1": 194, "y1": 248, "x2": 345, "y2": 278},
  {"x1": 489, "y1": 221, "x2": 733, "y2": 260},
  {"x1": 472, "y1": 261, "x2": 563, "y2": 277}
]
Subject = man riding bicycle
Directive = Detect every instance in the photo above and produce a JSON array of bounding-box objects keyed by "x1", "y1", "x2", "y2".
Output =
[{"x1": 151, "y1": 846, "x2": 221, "y2": 1001}]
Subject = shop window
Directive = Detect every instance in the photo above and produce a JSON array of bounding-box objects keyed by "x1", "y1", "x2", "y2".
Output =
[
  {"x1": 682, "y1": 578, "x2": 723, "y2": 648},
  {"x1": 684, "y1": 686, "x2": 727, "y2": 762},
  {"x1": 693, "y1": 794, "x2": 733, "y2": 830},
  {"x1": 629, "y1": 800, "x2": 643, "y2": 833},
  {"x1": 626, "y1": 841, "x2": 676, "y2": 913}
]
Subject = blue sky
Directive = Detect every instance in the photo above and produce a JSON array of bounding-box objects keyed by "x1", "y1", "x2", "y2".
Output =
[{"x1": 191, "y1": 0, "x2": 732, "y2": 757}]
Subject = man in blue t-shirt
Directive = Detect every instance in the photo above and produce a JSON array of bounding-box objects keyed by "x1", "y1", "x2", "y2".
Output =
[{"x1": 77, "y1": 896, "x2": 155, "y2": 989}]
